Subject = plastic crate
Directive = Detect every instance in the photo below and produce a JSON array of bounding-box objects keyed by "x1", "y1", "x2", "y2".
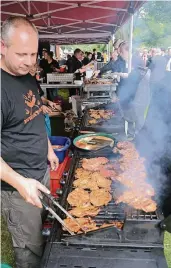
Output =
[{"x1": 49, "y1": 136, "x2": 71, "y2": 163}]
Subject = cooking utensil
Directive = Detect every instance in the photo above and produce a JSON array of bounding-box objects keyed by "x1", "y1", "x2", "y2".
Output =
[{"x1": 39, "y1": 191, "x2": 86, "y2": 234}]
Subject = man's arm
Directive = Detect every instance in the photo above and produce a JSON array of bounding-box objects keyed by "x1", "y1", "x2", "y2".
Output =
[
  {"x1": 0, "y1": 157, "x2": 50, "y2": 208},
  {"x1": 47, "y1": 138, "x2": 59, "y2": 171},
  {"x1": 100, "y1": 60, "x2": 113, "y2": 75}
]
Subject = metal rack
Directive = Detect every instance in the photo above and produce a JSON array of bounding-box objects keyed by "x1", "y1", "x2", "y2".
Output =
[
  {"x1": 47, "y1": 73, "x2": 75, "y2": 84},
  {"x1": 84, "y1": 80, "x2": 117, "y2": 99}
]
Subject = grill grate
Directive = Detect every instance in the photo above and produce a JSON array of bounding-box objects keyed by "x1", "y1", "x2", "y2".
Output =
[{"x1": 60, "y1": 155, "x2": 160, "y2": 234}]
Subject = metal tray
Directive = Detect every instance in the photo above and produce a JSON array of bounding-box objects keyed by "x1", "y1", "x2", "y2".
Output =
[{"x1": 81, "y1": 104, "x2": 125, "y2": 134}]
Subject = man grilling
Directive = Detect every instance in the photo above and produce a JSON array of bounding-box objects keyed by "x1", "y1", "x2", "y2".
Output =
[{"x1": 1, "y1": 16, "x2": 59, "y2": 267}]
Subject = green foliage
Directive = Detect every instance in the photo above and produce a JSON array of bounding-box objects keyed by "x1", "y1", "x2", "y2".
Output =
[
  {"x1": 133, "y1": 1, "x2": 171, "y2": 48},
  {"x1": 61, "y1": 43, "x2": 107, "y2": 53}
]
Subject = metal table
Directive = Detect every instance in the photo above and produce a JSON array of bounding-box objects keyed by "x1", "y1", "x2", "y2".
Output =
[{"x1": 40, "y1": 83, "x2": 84, "y2": 98}]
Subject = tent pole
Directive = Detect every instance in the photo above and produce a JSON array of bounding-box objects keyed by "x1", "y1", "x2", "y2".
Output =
[
  {"x1": 112, "y1": 34, "x2": 115, "y2": 51},
  {"x1": 128, "y1": 14, "x2": 134, "y2": 73},
  {"x1": 106, "y1": 42, "x2": 108, "y2": 62}
]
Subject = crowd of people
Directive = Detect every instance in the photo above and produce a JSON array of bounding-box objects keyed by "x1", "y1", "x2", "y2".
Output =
[{"x1": 1, "y1": 14, "x2": 171, "y2": 268}]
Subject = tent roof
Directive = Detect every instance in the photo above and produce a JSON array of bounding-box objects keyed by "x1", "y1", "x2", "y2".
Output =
[{"x1": 1, "y1": 0, "x2": 144, "y2": 44}]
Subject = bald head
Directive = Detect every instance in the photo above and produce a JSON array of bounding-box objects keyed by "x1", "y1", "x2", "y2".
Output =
[
  {"x1": 2, "y1": 16, "x2": 38, "y2": 46},
  {"x1": 1, "y1": 16, "x2": 38, "y2": 76}
]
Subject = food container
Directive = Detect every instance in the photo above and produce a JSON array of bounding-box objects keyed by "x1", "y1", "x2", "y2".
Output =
[
  {"x1": 73, "y1": 133, "x2": 115, "y2": 151},
  {"x1": 49, "y1": 136, "x2": 71, "y2": 163}
]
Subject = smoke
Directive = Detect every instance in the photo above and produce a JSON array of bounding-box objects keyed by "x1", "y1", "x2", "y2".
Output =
[{"x1": 135, "y1": 71, "x2": 171, "y2": 210}]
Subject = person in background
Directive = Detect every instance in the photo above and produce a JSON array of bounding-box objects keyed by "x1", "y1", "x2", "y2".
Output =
[
  {"x1": 1, "y1": 16, "x2": 59, "y2": 267},
  {"x1": 103, "y1": 50, "x2": 108, "y2": 63},
  {"x1": 166, "y1": 47, "x2": 171, "y2": 60},
  {"x1": 39, "y1": 50, "x2": 48, "y2": 72},
  {"x1": 166, "y1": 47, "x2": 171, "y2": 71},
  {"x1": 87, "y1": 52, "x2": 93, "y2": 63},
  {"x1": 95, "y1": 42, "x2": 128, "y2": 77},
  {"x1": 132, "y1": 50, "x2": 144, "y2": 70},
  {"x1": 146, "y1": 48, "x2": 156, "y2": 67},
  {"x1": 43, "y1": 51, "x2": 60, "y2": 75},
  {"x1": 97, "y1": 48, "x2": 118, "y2": 75},
  {"x1": 67, "y1": 54, "x2": 71, "y2": 60},
  {"x1": 148, "y1": 48, "x2": 168, "y2": 94},
  {"x1": 29, "y1": 64, "x2": 61, "y2": 136},
  {"x1": 142, "y1": 48, "x2": 148, "y2": 67},
  {"x1": 161, "y1": 48, "x2": 166, "y2": 57},
  {"x1": 92, "y1": 48, "x2": 97, "y2": 60},
  {"x1": 66, "y1": 48, "x2": 85, "y2": 79},
  {"x1": 29, "y1": 63, "x2": 61, "y2": 113},
  {"x1": 82, "y1": 52, "x2": 92, "y2": 65}
]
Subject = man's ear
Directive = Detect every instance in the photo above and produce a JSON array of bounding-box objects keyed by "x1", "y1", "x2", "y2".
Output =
[{"x1": 1, "y1": 39, "x2": 6, "y2": 56}]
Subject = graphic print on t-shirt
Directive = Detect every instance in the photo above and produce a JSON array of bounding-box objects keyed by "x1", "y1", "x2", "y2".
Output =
[{"x1": 23, "y1": 89, "x2": 43, "y2": 124}]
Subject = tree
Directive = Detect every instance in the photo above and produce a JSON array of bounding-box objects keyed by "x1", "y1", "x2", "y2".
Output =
[{"x1": 133, "y1": 1, "x2": 171, "y2": 47}]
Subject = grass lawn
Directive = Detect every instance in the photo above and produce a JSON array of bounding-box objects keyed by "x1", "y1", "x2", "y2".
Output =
[{"x1": 1, "y1": 216, "x2": 171, "y2": 267}]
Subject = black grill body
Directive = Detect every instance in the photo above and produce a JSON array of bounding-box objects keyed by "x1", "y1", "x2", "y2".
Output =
[{"x1": 41, "y1": 152, "x2": 168, "y2": 268}]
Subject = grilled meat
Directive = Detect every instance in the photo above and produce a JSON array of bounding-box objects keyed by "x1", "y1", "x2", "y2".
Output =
[
  {"x1": 116, "y1": 190, "x2": 157, "y2": 212},
  {"x1": 99, "y1": 222, "x2": 123, "y2": 230},
  {"x1": 89, "y1": 109, "x2": 113, "y2": 121},
  {"x1": 75, "y1": 168, "x2": 92, "y2": 179},
  {"x1": 90, "y1": 114, "x2": 101, "y2": 120},
  {"x1": 90, "y1": 189, "x2": 112, "y2": 207},
  {"x1": 73, "y1": 176, "x2": 99, "y2": 190},
  {"x1": 67, "y1": 188, "x2": 90, "y2": 207},
  {"x1": 91, "y1": 172, "x2": 112, "y2": 190},
  {"x1": 69, "y1": 206, "x2": 100, "y2": 217},
  {"x1": 88, "y1": 119, "x2": 97, "y2": 125},
  {"x1": 82, "y1": 157, "x2": 109, "y2": 171},
  {"x1": 63, "y1": 217, "x2": 97, "y2": 233}
]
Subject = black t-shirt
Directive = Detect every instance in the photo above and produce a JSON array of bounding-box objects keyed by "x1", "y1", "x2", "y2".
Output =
[
  {"x1": 43, "y1": 59, "x2": 60, "y2": 75},
  {"x1": 1, "y1": 69, "x2": 48, "y2": 190},
  {"x1": 35, "y1": 77, "x2": 44, "y2": 97}
]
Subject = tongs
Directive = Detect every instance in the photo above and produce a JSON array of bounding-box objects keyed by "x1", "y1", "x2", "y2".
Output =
[{"x1": 39, "y1": 191, "x2": 86, "y2": 235}]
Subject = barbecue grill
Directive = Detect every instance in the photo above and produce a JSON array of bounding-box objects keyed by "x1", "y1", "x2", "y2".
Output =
[
  {"x1": 41, "y1": 151, "x2": 169, "y2": 268},
  {"x1": 80, "y1": 103, "x2": 125, "y2": 135}
]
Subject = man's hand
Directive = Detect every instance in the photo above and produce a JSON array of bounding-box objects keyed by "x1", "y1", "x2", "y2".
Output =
[
  {"x1": 16, "y1": 177, "x2": 50, "y2": 208},
  {"x1": 79, "y1": 67, "x2": 86, "y2": 74},
  {"x1": 47, "y1": 101, "x2": 62, "y2": 111},
  {"x1": 48, "y1": 150, "x2": 59, "y2": 171},
  {"x1": 93, "y1": 70, "x2": 100, "y2": 77},
  {"x1": 42, "y1": 105, "x2": 52, "y2": 114}
]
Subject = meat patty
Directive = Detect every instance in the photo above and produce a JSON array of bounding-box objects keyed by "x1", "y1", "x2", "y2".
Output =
[
  {"x1": 82, "y1": 157, "x2": 109, "y2": 171},
  {"x1": 91, "y1": 172, "x2": 112, "y2": 189},
  {"x1": 90, "y1": 189, "x2": 112, "y2": 206},
  {"x1": 63, "y1": 217, "x2": 97, "y2": 233},
  {"x1": 75, "y1": 168, "x2": 92, "y2": 179},
  {"x1": 69, "y1": 206, "x2": 100, "y2": 217},
  {"x1": 73, "y1": 176, "x2": 99, "y2": 190},
  {"x1": 116, "y1": 190, "x2": 157, "y2": 212},
  {"x1": 67, "y1": 188, "x2": 90, "y2": 207}
]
